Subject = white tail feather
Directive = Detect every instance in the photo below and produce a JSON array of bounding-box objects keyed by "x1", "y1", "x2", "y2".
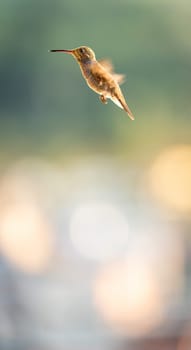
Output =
[{"x1": 110, "y1": 96, "x2": 123, "y2": 109}]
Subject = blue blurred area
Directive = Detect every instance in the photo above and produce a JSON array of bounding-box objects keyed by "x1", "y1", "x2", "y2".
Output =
[{"x1": 0, "y1": 1, "x2": 191, "y2": 349}]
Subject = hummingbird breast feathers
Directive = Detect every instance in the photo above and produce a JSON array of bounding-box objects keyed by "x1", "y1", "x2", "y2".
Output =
[
  {"x1": 84, "y1": 62, "x2": 119, "y2": 95},
  {"x1": 80, "y1": 61, "x2": 131, "y2": 113}
]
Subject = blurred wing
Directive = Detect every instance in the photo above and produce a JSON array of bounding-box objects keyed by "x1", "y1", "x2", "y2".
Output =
[
  {"x1": 113, "y1": 74, "x2": 126, "y2": 85},
  {"x1": 98, "y1": 59, "x2": 114, "y2": 73},
  {"x1": 98, "y1": 59, "x2": 125, "y2": 85}
]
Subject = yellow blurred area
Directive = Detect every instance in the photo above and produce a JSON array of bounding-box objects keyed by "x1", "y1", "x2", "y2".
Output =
[
  {"x1": 0, "y1": 152, "x2": 189, "y2": 347},
  {"x1": 0, "y1": 169, "x2": 53, "y2": 273},
  {"x1": 94, "y1": 259, "x2": 164, "y2": 336},
  {"x1": 149, "y1": 145, "x2": 191, "y2": 214}
]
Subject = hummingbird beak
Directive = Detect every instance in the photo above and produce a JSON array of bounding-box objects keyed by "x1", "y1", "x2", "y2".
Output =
[{"x1": 49, "y1": 49, "x2": 73, "y2": 54}]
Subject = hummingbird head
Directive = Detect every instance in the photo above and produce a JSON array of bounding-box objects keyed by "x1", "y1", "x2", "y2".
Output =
[
  {"x1": 72, "y1": 46, "x2": 96, "y2": 62},
  {"x1": 49, "y1": 46, "x2": 96, "y2": 63}
]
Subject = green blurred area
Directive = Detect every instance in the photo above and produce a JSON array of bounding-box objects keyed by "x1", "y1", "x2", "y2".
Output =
[
  {"x1": 0, "y1": 3, "x2": 191, "y2": 348},
  {"x1": 0, "y1": 0, "x2": 190, "y2": 164}
]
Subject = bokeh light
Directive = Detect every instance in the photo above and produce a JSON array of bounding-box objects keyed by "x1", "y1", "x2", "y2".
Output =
[
  {"x1": 0, "y1": 167, "x2": 53, "y2": 273},
  {"x1": 148, "y1": 145, "x2": 191, "y2": 214},
  {"x1": 69, "y1": 201, "x2": 129, "y2": 261},
  {"x1": 93, "y1": 258, "x2": 164, "y2": 336},
  {"x1": 0, "y1": 0, "x2": 190, "y2": 347},
  {"x1": 129, "y1": 227, "x2": 185, "y2": 300}
]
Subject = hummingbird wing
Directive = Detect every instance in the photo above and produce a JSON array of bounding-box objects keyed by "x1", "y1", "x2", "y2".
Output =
[
  {"x1": 98, "y1": 59, "x2": 113, "y2": 73},
  {"x1": 113, "y1": 74, "x2": 126, "y2": 85},
  {"x1": 98, "y1": 59, "x2": 125, "y2": 85}
]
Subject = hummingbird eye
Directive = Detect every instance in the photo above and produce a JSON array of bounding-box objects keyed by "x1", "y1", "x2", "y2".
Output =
[{"x1": 79, "y1": 48, "x2": 85, "y2": 54}]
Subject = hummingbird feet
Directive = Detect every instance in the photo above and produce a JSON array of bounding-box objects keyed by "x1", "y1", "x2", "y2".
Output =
[{"x1": 100, "y1": 95, "x2": 108, "y2": 105}]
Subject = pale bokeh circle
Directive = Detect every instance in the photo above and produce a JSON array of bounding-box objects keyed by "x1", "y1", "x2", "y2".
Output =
[{"x1": 70, "y1": 201, "x2": 129, "y2": 261}]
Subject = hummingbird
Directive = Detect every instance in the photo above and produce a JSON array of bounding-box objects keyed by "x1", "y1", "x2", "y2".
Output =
[{"x1": 49, "y1": 46, "x2": 134, "y2": 120}]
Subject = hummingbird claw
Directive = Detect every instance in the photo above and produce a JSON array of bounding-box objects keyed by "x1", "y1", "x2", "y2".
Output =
[{"x1": 100, "y1": 95, "x2": 108, "y2": 104}]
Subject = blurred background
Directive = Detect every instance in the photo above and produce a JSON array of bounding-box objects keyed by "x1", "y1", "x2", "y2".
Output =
[{"x1": 0, "y1": 0, "x2": 191, "y2": 349}]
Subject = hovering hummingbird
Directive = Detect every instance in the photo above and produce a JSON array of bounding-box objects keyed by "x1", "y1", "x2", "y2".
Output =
[{"x1": 49, "y1": 46, "x2": 134, "y2": 120}]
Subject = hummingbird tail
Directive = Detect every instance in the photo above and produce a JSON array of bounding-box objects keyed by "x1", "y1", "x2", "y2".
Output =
[
  {"x1": 112, "y1": 96, "x2": 134, "y2": 120},
  {"x1": 120, "y1": 99, "x2": 135, "y2": 120}
]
